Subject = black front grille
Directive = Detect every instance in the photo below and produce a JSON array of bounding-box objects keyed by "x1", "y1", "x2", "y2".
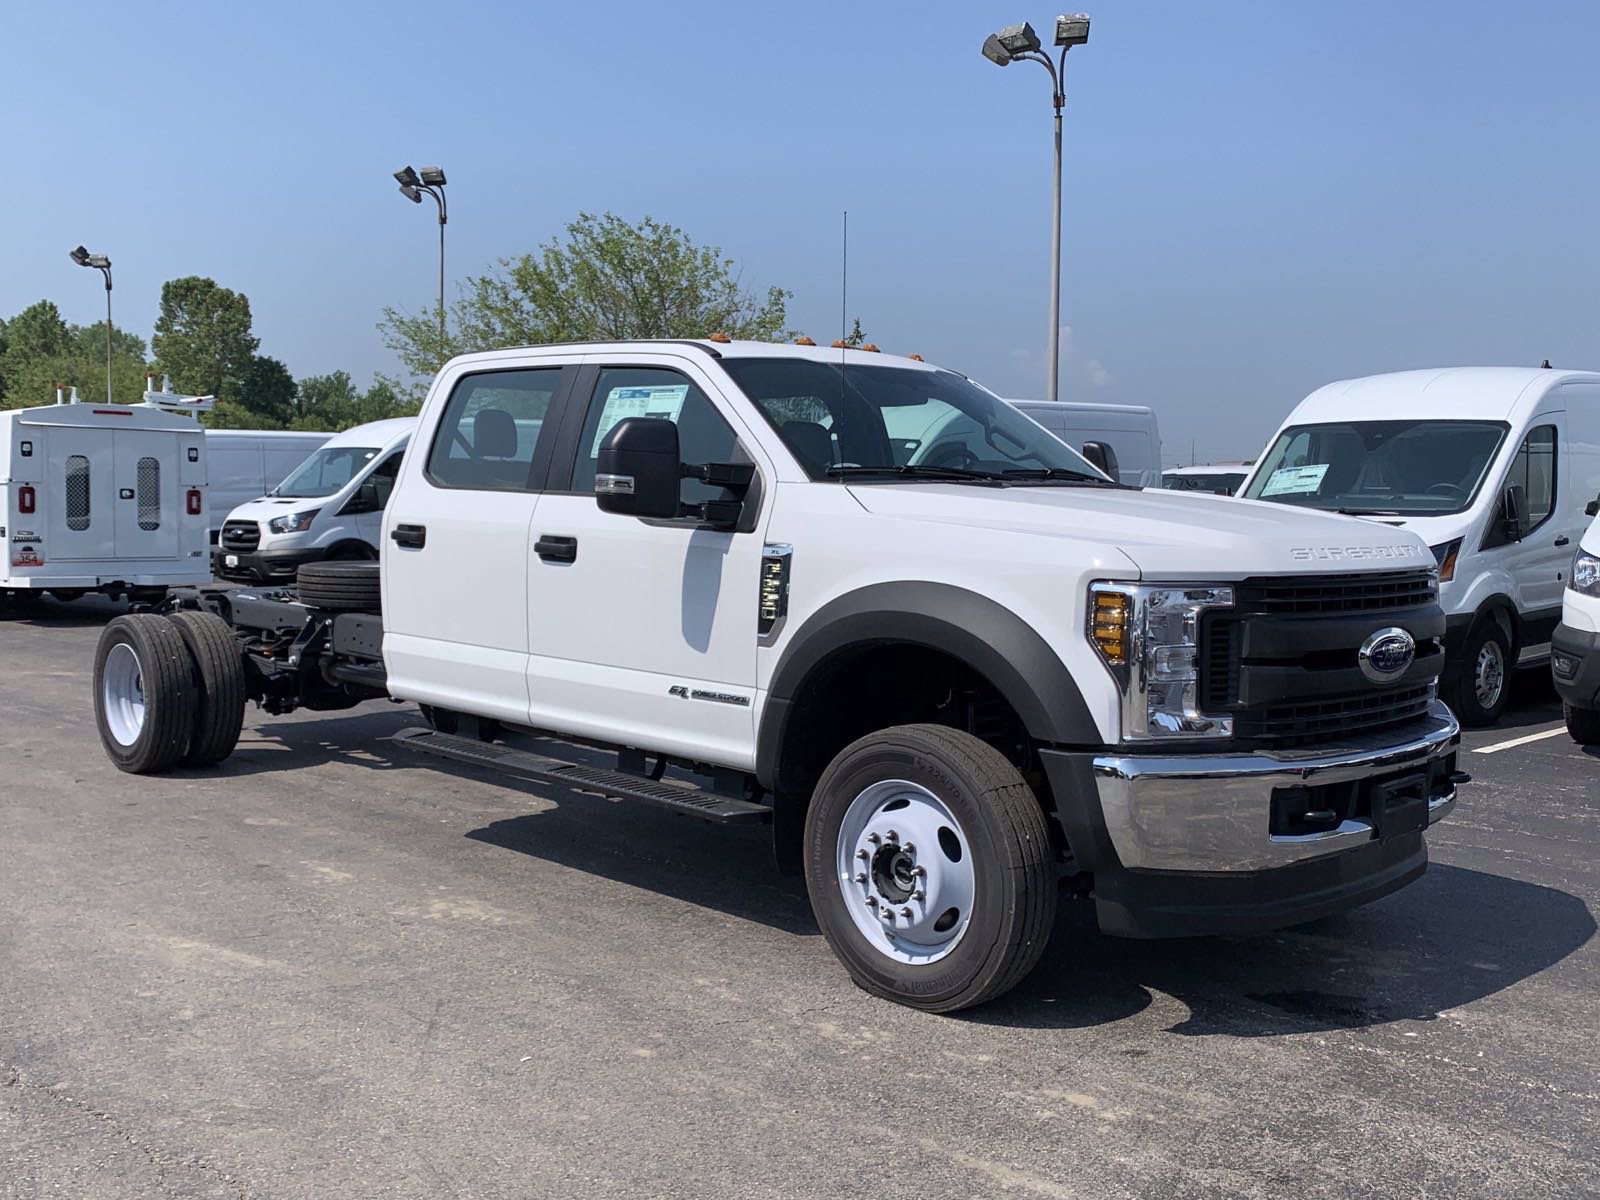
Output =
[
  {"x1": 1231, "y1": 685, "x2": 1436, "y2": 744},
  {"x1": 221, "y1": 520, "x2": 260, "y2": 552},
  {"x1": 1233, "y1": 569, "x2": 1437, "y2": 616}
]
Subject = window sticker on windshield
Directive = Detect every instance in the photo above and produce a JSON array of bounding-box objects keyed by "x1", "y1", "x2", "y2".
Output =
[
  {"x1": 1260, "y1": 464, "x2": 1329, "y2": 496},
  {"x1": 590, "y1": 385, "x2": 690, "y2": 454}
]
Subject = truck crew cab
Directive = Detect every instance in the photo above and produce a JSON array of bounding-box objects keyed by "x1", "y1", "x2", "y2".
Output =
[{"x1": 92, "y1": 340, "x2": 1465, "y2": 1012}]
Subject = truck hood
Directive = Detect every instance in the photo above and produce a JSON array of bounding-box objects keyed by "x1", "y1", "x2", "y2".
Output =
[{"x1": 846, "y1": 484, "x2": 1435, "y2": 578}]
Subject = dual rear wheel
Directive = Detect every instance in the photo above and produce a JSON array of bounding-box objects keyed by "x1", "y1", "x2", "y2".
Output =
[{"x1": 94, "y1": 612, "x2": 245, "y2": 774}]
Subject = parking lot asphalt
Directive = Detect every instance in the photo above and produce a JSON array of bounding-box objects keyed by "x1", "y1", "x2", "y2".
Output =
[{"x1": 2, "y1": 597, "x2": 1597, "y2": 1200}]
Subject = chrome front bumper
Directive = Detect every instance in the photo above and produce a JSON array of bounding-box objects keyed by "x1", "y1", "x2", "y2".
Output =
[{"x1": 1089, "y1": 701, "x2": 1460, "y2": 873}]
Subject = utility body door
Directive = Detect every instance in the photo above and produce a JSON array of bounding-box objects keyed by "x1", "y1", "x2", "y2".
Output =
[
  {"x1": 524, "y1": 356, "x2": 772, "y2": 769},
  {"x1": 382, "y1": 365, "x2": 570, "y2": 724},
  {"x1": 41, "y1": 425, "x2": 116, "y2": 561},
  {"x1": 112, "y1": 431, "x2": 180, "y2": 559}
]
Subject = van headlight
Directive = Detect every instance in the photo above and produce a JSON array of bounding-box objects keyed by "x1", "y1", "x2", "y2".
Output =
[
  {"x1": 268, "y1": 509, "x2": 320, "y2": 534},
  {"x1": 1571, "y1": 550, "x2": 1600, "y2": 597},
  {"x1": 1088, "y1": 582, "x2": 1235, "y2": 741}
]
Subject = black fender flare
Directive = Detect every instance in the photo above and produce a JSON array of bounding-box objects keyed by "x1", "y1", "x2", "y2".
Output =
[{"x1": 756, "y1": 581, "x2": 1100, "y2": 793}]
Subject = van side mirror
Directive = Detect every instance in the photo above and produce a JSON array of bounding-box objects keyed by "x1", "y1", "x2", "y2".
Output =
[
  {"x1": 596, "y1": 417, "x2": 684, "y2": 521},
  {"x1": 1586, "y1": 494, "x2": 1599, "y2": 519},
  {"x1": 1081, "y1": 440, "x2": 1120, "y2": 481},
  {"x1": 340, "y1": 480, "x2": 382, "y2": 515},
  {"x1": 1502, "y1": 483, "x2": 1527, "y2": 541}
]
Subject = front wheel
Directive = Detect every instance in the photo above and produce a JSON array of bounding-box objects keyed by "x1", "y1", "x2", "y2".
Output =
[
  {"x1": 1565, "y1": 702, "x2": 1600, "y2": 746},
  {"x1": 1449, "y1": 620, "x2": 1513, "y2": 727},
  {"x1": 804, "y1": 724, "x2": 1056, "y2": 1013}
]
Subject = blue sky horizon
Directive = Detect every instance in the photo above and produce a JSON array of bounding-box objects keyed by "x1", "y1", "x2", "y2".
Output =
[{"x1": 5, "y1": 1, "x2": 1598, "y2": 462}]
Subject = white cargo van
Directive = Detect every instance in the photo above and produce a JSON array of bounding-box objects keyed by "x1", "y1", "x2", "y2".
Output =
[
  {"x1": 1007, "y1": 400, "x2": 1162, "y2": 487},
  {"x1": 1240, "y1": 368, "x2": 1600, "y2": 724},
  {"x1": 215, "y1": 418, "x2": 414, "y2": 584},
  {"x1": 2, "y1": 402, "x2": 211, "y2": 604},
  {"x1": 205, "y1": 430, "x2": 332, "y2": 543}
]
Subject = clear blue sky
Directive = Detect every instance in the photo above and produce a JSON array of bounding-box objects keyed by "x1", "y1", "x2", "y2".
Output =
[{"x1": 5, "y1": 0, "x2": 1598, "y2": 462}]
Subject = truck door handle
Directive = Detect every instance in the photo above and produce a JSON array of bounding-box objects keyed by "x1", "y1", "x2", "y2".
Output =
[
  {"x1": 1554, "y1": 536, "x2": 1570, "y2": 547},
  {"x1": 535, "y1": 534, "x2": 578, "y2": 563},
  {"x1": 391, "y1": 524, "x2": 426, "y2": 549}
]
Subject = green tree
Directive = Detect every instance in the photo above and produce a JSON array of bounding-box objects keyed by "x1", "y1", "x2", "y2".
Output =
[
  {"x1": 292, "y1": 371, "x2": 417, "y2": 432},
  {"x1": 236, "y1": 354, "x2": 297, "y2": 426},
  {"x1": 378, "y1": 212, "x2": 792, "y2": 399},
  {"x1": 0, "y1": 302, "x2": 151, "y2": 409},
  {"x1": 152, "y1": 276, "x2": 259, "y2": 401}
]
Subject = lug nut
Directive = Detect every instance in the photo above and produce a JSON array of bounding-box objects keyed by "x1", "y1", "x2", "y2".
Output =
[
  {"x1": 857, "y1": 849, "x2": 870, "y2": 861},
  {"x1": 900, "y1": 907, "x2": 913, "y2": 919},
  {"x1": 912, "y1": 866, "x2": 927, "y2": 878},
  {"x1": 913, "y1": 890, "x2": 925, "y2": 901},
  {"x1": 902, "y1": 843, "x2": 915, "y2": 854},
  {"x1": 886, "y1": 830, "x2": 899, "y2": 843},
  {"x1": 855, "y1": 872, "x2": 867, "y2": 884},
  {"x1": 867, "y1": 833, "x2": 881, "y2": 845},
  {"x1": 865, "y1": 896, "x2": 877, "y2": 907}
]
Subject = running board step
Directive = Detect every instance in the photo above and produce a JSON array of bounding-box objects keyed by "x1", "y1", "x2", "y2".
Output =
[{"x1": 391, "y1": 727, "x2": 771, "y2": 824}]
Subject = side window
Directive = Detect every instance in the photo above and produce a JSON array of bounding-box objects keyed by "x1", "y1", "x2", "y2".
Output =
[
  {"x1": 425, "y1": 368, "x2": 561, "y2": 491},
  {"x1": 65, "y1": 455, "x2": 91, "y2": 531},
  {"x1": 572, "y1": 367, "x2": 744, "y2": 507},
  {"x1": 368, "y1": 453, "x2": 402, "y2": 510},
  {"x1": 1488, "y1": 425, "x2": 1557, "y2": 546}
]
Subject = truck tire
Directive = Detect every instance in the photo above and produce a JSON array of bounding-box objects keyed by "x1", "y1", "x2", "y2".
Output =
[
  {"x1": 93, "y1": 614, "x2": 197, "y2": 774},
  {"x1": 1448, "y1": 619, "x2": 1513, "y2": 727},
  {"x1": 1565, "y1": 702, "x2": 1600, "y2": 746},
  {"x1": 296, "y1": 561, "x2": 382, "y2": 613},
  {"x1": 803, "y1": 724, "x2": 1056, "y2": 1013},
  {"x1": 166, "y1": 611, "x2": 246, "y2": 767}
]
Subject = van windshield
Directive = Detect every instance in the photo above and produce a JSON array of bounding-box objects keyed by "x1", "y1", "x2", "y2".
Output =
[
  {"x1": 1243, "y1": 420, "x2": 1508, "y2": 516},
  {"x1": 721, "y1": 358, "x2": 1109, "y2": 484},
  {"x1": 274, "y1": 446, "x2": 380, "y2": 497}
]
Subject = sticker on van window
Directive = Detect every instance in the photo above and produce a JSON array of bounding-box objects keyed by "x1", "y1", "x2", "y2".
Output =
[
  {"x1": 1260, "y1": 464, "x2": 1329, "y2": 496},
  {"x1": 589, "y1": 385, "x2": 690, "y2": 455}
]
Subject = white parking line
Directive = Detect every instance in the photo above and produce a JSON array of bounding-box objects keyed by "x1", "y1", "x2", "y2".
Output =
[{"x1": 1472, "y1": 726, "x2": 1568, "y2": 755}]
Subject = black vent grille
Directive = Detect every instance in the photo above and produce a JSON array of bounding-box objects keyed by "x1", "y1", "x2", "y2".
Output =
[
  {"x1": 1231, "y1": 686, "x2": 1436, "y2": 745},
  {"x1": 1203, "y1": 617, "x2": 1241, "y2": 711},
  {"x1": 221, "y1": 520, "x2": 260, "y2": 552},
  {"x1": 1233, "y1": 570, "x2": 1436, "y2": 616}
]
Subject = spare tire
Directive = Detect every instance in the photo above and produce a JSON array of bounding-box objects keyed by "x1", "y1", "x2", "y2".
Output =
[{"x1": 296, "y1": 560, "x2": 382, "y2": 613}]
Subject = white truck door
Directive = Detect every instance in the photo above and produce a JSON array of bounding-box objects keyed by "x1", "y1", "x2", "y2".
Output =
[
  {"x1": 112, "y1": 431, "x2": 180, "y2": 560},
  {"x1": 382, "y1": 366, "x2": 567, "y2": 725},
  {"x1": 524, "y1": 358, "x2": 770, "y2": 770},
  {"x1": 42, "y1": 425, "x2": 116, "y2": 560}
]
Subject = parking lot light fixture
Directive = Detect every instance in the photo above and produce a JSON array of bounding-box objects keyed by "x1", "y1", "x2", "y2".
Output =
[
  {"x1": 393, "y1": 163, "x2": 449, "y2": 344},
  {"x1": 981, "y1": 13, "x2": 1091, "y2": 404},
  {"x1": 69, "y1": 245, "x2": 115, "y2": 404}
]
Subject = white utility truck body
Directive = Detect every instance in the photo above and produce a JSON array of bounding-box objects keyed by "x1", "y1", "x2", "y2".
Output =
[
  {"x1": 1240, "y1": 368, "x2": 1600, "y2": 724},
  {"x1": 1552, "y1": 510, "x2": 1600, "y2": 743},
  {"x1": 94, "y1": 340, "x2": 1464, "y2": 1013},
  {"x1": 1007, "y1": 399, "x2": 1162, "y2": 487},
  {"x1": 205, "y1": 429, "x2": 333, "y2": 542},
  {"x1": 2, "y1": 402, "x2": 211, "y2": 600}
]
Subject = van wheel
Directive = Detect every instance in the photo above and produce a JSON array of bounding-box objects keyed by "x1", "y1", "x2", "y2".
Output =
[
  {"x1": 94, "y1": 615, "x2": 197, "y2": 774},
  {"x1": 166, "y1": 611, "x2": 246, "y2": 766},
  {"x1": 1449, "y1": 620, "x2": 1513, "y2": 726},
  {"x1": 1565, "y1": 703, "x2": 1600, "y2": 746},
  {"x1": 803, "y1": 724, "x2": 1056, "y2": 1013}
]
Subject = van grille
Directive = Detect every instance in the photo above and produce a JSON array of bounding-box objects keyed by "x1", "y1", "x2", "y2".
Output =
[{"x1": 221, "y1": 520, "x2": 260, "y2": 552}]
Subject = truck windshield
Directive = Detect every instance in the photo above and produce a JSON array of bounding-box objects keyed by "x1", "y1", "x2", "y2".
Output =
[
  {"x1": 1243, "y1": 420, "x2": 1508, "y2": 516},
  {"x1": 274, "y1": 446, "x2": 380, "y2": 498},
  {"x1": 721, "y1": 358, "x2": 1108, "y2": 483}
]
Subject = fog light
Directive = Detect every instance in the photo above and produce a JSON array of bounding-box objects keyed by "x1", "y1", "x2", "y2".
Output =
[{"x1": 1552, "y1": 652, "x2": 1579, "y2": 681}]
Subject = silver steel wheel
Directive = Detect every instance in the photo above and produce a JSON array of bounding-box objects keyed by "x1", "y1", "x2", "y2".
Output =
[
  {"x1": 1474, "y1": 639, "x2": 1506, "y2": 710},
  {"x1": 102, "y1": 641, "x2": 147, "y2": 747},
  {"x1": 835, "y1": 779, "x2": 975, "y2": 965}
]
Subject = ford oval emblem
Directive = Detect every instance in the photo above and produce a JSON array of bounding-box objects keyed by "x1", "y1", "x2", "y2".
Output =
[{"x1": 1359, "y1": 626, "x2": 1416, "y2": 684}]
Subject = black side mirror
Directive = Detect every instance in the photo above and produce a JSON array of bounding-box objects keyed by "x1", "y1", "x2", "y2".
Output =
[
  {"x1": 1502, "y1": 483, "x2": 1527, "y2": 541},
  {"x1": 596, "y1": 417, "x2": 683, "y2": 521},
  {"x1": 1585, "y1": 494, "x2": 1599, "y2": 518},
  {"x1": 341, "y1": 480, "x2": 381, "y2": 515},
  {"x1": 1081, "y1": 440, "x2": 1120, "y2": 481}
]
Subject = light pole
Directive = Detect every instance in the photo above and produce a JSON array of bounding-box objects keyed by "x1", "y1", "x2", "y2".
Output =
[
  {"x1": 69, "y1": 245, "x2": 115, "y2": 404},
  {"x1": 395, "y1": 165, "x2": 448, "y2": 344},
  {"x1": 983, "y1": 14, "x2": 1090, "y2": 404}
]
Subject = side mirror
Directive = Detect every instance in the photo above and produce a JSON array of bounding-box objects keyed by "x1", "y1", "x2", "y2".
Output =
[
  {"x1": 596, "y1": 417, "x2": 683, "y2": 521},
  {"x1": 340, "y1": 480, "x2": 381, "y2": 515},
  {"x1": 1081, "y1": 440, "x2": 1120, "y2": 481},
  {"x1": 1586, "y1": 494, "x2": 1599, "y2": 519},
  {"x1": 1502, "y1": 483, "x2": 1527, "y2": 541}
]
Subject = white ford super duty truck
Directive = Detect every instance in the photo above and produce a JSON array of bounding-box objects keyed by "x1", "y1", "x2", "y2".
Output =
[{"x1": 91, "y1": 339, "x2": 1465, "y2": 1012}]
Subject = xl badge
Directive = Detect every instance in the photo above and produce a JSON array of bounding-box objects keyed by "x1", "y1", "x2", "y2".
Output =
[{"x1": 1359, "y1": 626, "x2": 1416, "y2": 683}]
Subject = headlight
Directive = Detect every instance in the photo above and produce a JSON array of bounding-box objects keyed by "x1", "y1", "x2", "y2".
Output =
[
  {"x1": 268, "y1": 509, "x2": 320, "y2": 534},
  {"x1": 1430, "y1": 539, "x2": 1462, "y2": 583},
  {"x1": 1087, "y1": 582, "x2": 1235, "y2": 741},
  {"x1": 1571, "y1": 550, "x2": 1600, "y2": 597}
]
